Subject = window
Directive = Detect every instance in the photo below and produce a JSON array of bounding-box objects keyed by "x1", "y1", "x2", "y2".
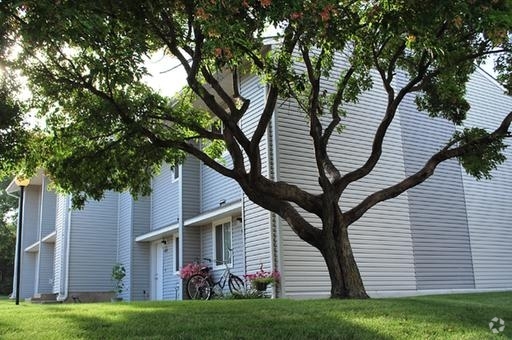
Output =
[
  {"x1": 174, "y1": 236, "x2": 180, "y2": 272},
  {"x1": 213, "y1": 219, "x2": 232, "y2": 266},
  {"x1": 171, "y1": 164, "x2": 180, "y2": 181}
]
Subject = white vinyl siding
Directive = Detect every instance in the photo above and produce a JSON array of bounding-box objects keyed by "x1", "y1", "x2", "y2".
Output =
[{"x1": 461, "y1": 70, "x2": 512, "y2": 289}]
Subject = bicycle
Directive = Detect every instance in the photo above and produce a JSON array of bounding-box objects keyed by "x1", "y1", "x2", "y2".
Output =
[{"x1": 186, "y1": 256, "x2": 244, "y2": 300}]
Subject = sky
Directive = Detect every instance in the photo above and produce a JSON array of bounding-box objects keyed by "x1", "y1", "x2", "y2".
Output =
[{"x1": 142, "y1": 52, "x2": 188, "y2": 98}]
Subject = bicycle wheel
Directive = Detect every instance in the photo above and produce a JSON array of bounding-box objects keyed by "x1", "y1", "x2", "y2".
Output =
[
  {"x1": 228, "y1": 275, "x2": 244, "y2": 295},
  {"x1": 186, "y1": 274, "x2": 212, "y2": 300}
]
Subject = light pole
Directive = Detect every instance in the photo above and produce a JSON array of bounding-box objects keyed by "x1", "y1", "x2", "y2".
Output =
[{"x1": 14, "y1": 177, "x2": 29, "y2": 305}]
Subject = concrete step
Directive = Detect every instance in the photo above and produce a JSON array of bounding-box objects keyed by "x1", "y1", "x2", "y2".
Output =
[{"x1": 27, "y1": 293, "x2": 61, "y2": 304}]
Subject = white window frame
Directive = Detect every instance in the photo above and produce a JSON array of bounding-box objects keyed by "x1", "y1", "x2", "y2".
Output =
[{"x1": 212, "y1": 217, "x2": 233, "y2": 269}]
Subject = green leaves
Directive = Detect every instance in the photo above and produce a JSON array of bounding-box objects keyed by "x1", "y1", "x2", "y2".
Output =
[
  {"x1": 0, "y1": 74, "x2": 29, "y2": 178},
  {"x1": 453, "y1": 128, "x2": 508, "y2": 180},
  {"x1": 0, "y1": 0, "x2": 510, "y2": 205}
]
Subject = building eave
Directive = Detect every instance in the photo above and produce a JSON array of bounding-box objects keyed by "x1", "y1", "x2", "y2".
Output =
[
  {"x1": 184, "y1": 200, "x2": 241, "y2": 227},
  {"x1": 135, "y1": 223, "x2": 179, "y2": 242}
]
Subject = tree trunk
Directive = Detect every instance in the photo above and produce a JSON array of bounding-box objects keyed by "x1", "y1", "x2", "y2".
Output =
[{"x1": 320, "y1": 225, "x2": 369, "y2": 299}]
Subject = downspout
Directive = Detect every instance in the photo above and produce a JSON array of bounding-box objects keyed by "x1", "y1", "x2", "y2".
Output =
[
  {"x1": 177, "y1": 164, "x2": 184, "y2": 300},
  {"x1": 271, "y1": 96, "x2": 285, "y2": 299},
  {"x1": 57, "y1": 195, "x2": 72, "y2": 302},
  {"x1": 237, "y1": 71, "x2": 247, "y2": 278},
  {"x1": 266, "y1": 84, "x2": 279, "y2": 299}
]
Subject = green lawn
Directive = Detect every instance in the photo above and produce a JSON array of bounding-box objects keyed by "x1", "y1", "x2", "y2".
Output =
[{"x1": 0, "y1": 292, "x2": 510, "y2": 339}]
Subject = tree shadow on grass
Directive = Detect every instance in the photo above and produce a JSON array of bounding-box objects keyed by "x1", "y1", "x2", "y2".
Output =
[
  {"x1": 18, "y1": 293, "x2": 512, "y2": 339},
  {"x1": 42, "y1": 300, "x2": 394, "y2": 340}
]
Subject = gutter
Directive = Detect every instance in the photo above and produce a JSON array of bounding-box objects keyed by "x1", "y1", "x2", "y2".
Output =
[{"x1": 57, "y1": 195, "x2": 72, "y2": 302}]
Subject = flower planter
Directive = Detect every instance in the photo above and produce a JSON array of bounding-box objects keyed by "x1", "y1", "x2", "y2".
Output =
[{"x1": 252, "y1": 281, "x2": 268, "y2": 291}]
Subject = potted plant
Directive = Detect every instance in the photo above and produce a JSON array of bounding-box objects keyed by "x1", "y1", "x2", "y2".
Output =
[
  {"x1": 111, "y1": 262, "x2": 126, "y2": 302},
  {"x1": 244, "y1": 265, "x2": 280, "y2": 292}
]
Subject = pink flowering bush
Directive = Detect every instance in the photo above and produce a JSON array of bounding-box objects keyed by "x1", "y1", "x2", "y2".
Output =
[
  {"x1": 244, "y1": 266, "x2": 280, "y2": 285},
  {"x1": 179, "y1": 262, "x2": 210, "y2": 280}
]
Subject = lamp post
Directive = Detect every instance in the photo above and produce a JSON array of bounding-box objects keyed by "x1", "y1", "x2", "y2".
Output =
[{"x1": 14, "y1": 177, "x2": 29, "y2": 305}]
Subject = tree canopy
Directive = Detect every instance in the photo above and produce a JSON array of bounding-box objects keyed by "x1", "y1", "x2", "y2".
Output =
[
  {"x1": 0, "y1": 0, "x2": 511, "y2": 298},
  {"x1": 0, "y1": 177, "x2": 17, "y2": 294}
]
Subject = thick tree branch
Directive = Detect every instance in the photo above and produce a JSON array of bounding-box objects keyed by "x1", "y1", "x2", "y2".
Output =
[
  {"x1": 344, "y1": 111, "x2": 512, "y2": 225},
  {"x1": 324, "y1": 66, "x2": 355, "y2": 143},
  {"x1": 334, "y1": 45, "x2": 432, "y2": 194},
  {"x1": 249, "y1": 25, "x2": 301, "y2": 175},
  {"x1": 255, "y1": 176, "x2": 323, "y2": 217},
  {"x1": 239, "y1": 179, "x2": 323, "y2": 248},
  {"x1": 301, "y1": 45, "x2": 340, "y2": 188}
]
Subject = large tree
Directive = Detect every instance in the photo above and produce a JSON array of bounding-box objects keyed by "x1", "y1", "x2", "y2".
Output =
[
  {"x1": 0, "y1": 178, "x2": 17, "y2": 295},
  {"x1": 1, "y1": 0, "x2": 511, "y2": 298}
]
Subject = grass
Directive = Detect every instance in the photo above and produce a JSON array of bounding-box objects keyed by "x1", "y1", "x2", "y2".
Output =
[{"x1": 0, "y1": 292, "x2": 511, "y2": 339}]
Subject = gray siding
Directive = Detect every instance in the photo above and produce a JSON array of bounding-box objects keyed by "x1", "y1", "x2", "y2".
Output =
[
  {"x1": 162, "y1": 236, "x2": 181, "y2": 300},
  {"x1": 151, "y1": 163, "x2": 179, "y2": 230},
  {"x1": 182, "y1": 156, "x2": 201, "y2": 220},
  {"x1": 68, "y1": 192, "x2": 118, "y2": 292},
  {"x1": 131, "y1": 196, "x2": 151, "y2": 301},
  {"x1": 40, "y1": 179, "x2": 56, "y2": 237},
  {"x1": 240, "y1": 75, "x2": 273, "y2": 275},
  {"x1": 399, "y1": 74, "x2": 475, "y2": 290},
  {"x1": 182, "y1": 226, "x2": 201, "y2": 264},
  {"x1": 38, "y1": 242, "x2": 54, "y2": 293},
  {"x1": 200, "y1": 158, "x2": 239, "y2": 213},
  {"x1": 118, "y1": 193, "x2": 132, "y2": 300},
  {"x1": 20, "y1": 186, "x2": 41, "y2": 298},
  {"x1": 200, "y1": 225, "x2": 213, "y2": 264},
  {"x1": 277, "y1": 57, "x2": 416, "y2": 297},
  {"x1": 462, "y1": 70, "x2": 512, "y2": 289}
]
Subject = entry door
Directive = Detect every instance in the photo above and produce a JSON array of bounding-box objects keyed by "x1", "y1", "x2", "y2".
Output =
[{"x1": 152, "y1": 241, "x2": 164, "y2": 300}]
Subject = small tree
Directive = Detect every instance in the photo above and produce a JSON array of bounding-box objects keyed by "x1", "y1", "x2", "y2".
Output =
[
  {"x1": 111, "y1": 263, "x2": 126, "y2": 298},
  {"x1": 0, "y1": 178, "x2": 17, "y2": 295}
]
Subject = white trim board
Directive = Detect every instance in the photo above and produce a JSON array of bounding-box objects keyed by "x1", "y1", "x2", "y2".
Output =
[
  {"x1": 184, "y1": 201, "x2": 241, "y2": 227},
  {"x1": 135, "y1": 223, "x2": 179, "y2": 242}
]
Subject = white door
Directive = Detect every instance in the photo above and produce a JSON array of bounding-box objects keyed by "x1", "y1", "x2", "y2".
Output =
[{"x1": 151, "y1": 241, "x2": 164, "y2": 300}]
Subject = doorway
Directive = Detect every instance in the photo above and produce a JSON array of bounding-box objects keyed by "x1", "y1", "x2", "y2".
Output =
[{"x1": 151, "y1": 241, "x2": 164, "y2": 300}]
